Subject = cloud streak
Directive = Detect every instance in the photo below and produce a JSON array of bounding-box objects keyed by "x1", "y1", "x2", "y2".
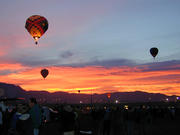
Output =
[
  {"x1": 60, "y1": 51, "x2": 74, "y2": 59},
  {"x1": 139, "y1": 60, "x2": 180, "y2": 72},
  {"x1": 0, "y1": 59, "x2": 179, "y2": 95}
]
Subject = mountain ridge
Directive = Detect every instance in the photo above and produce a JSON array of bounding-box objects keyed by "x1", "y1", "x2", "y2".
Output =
[{"x1": 0, "y1": 82, "x2": 178, "y2": 103}]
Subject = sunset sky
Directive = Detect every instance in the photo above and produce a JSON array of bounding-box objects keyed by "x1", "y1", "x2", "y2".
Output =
[{"x1": 0, "y1": 0, "x2": 180, "y2": 95}]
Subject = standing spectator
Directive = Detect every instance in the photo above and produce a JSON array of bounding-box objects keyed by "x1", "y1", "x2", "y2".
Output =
[
  {"x1": 61, "y1": 105, "x2": 76, "y2": 135},
  {"x1": 3, "y1": 108, "x2": 12, "y2": 135},
  {"x1": 0, "y1": 101, "x2": 6, "y2": 112},
  {"x1": 29, "y1": 98, "x2": 42, "y2": 135},
  {"x1": 170, "y1": 107, "x2": 176, "y2": 120},
  {"x1": 16, "y1": 104, "x2": 33, "y2": 135},
  {"x1": 0, "y1": 108, "x2": 2, "y2": 133},
  {"x1": 42, "y1": 106, "x2": 50, "y2": 123},
  {"x1": 103, "y1": 107, "x2": 112, "y2": 135},
  {"x1": 125, "y1": 107, "x2": 135, "y2": 135},
  {"x1": 10, "y1": 105, "x2": 21, "y2": 130},
  {"x1": 92, "y1": 108, "x2": 102, "y2": 135}
]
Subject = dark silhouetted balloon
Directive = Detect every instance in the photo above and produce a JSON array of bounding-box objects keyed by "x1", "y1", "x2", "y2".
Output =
[
  {"x1": 150, "y1": 47, "x2": 158, "y2": 58},
  {"x1": 78, "y1": 90, "x2": 80, "y2": 93},
  {"x1": 25, "y1": 15, "x2": 48, "y2": 45},
  {"x1": 41, "y1": 69, "x2": 49, "y2": 79},
  {"x1": 107, "y1": 93, "x2": 111, "y2": 99}
]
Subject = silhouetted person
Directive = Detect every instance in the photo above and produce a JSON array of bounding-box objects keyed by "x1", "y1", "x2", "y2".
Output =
[
  {"x1": 92, "y1": 108, "x2": 102, "y2": 135},
  {"x1": 61, "y1": 105, "x2": 76, "y2": 135},
  {"x1": 3, "y1": 108, "x2": 12, "y2": 135},
  {"x1": 125, "y1": 107, "x2": 135, "y2": 135},
  {"x1": 16, "y1": 104, "x2": 33, "y2": 135},
  {"x1": 29, "y1": 98, "x2": 42, "y2": 135},
  {"x1": 0, "y1": 108, "x2": 2, "y2": 134},
  {"x1": 103, "y1": 108, "x2": 112, "y2": 135}
]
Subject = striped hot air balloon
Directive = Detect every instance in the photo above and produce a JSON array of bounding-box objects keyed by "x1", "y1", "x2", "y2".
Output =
[{"x1": 25, "y1": 15, "x2": 48, "y2": 45}]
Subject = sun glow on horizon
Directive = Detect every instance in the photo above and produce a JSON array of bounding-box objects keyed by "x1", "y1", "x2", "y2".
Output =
[{"x1": 0, "y1": 64, "x2": 180, "y2": 96}]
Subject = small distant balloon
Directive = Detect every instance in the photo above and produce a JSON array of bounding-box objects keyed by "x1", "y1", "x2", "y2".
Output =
[
  {"x1": 150, "y1": 47, "x2": 158, "y2": 59},
  {"x1": 41, "y1": 69, "x2": 49, "y2": 79},
  {"x1": 25, "y1": 15, "x2": 48, "y2": 45},
  {"x1": 78, "y1": 90, "x2": 80, "y2": 93},
  {"x1": 107, "y1": 93, "x2": 111, "y2": 99}
]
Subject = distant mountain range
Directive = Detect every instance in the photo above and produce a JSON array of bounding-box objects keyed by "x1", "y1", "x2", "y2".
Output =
[{"x1": 0, "y1": 82, "x2": 178, "y2": 103}]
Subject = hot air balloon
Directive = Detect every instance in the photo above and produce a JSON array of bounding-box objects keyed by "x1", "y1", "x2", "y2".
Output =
[
  {"x1": 150, "y1": 47, "x2": 158, "y2": 59},
  {"x1": 41, "y1": 69, "x2": 49, "y2": 79},
  {"x1": 107, "y1": 93, "x2": 111, "y2": 99},
  {"x1": 25, "y1": 15, "x2": 48, "y2": 45},
  {"x1": 78, "y1": 90, "x2": 80, "y2": 93}
]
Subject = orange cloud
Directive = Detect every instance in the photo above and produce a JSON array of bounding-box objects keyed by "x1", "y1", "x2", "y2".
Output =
[
  {"x1": 0, "y1": 63, "x2": 27, "y2": 70},
  {"x1": 0, "y1": 64, "x2": 180, "y2": 96}
]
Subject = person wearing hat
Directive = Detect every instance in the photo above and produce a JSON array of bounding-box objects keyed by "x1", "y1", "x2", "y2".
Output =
[
  {"x1": 61, "y1": 105, "x2": 76, "y2": 135},
  {"x1": 29, "y1": 98, "x2": 42, "y2": 135}
]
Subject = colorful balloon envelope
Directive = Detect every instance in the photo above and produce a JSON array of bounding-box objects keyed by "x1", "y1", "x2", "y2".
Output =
[
  {"x1": 150, "y1": 47, "x2": 158, "y2": 58},
  {"x1": 25, "y1": 15, "x2": 48, "y2": 45},
  {"x1": 41, "y1": 69, "x2": 49, "y2": 79}
]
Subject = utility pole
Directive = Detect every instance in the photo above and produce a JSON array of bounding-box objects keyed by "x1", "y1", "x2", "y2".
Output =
[{"x1": 91, "y1": 89, "x2": 93, "y2": 109}]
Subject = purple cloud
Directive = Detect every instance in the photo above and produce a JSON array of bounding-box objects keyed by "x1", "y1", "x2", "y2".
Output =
[
  {"x1": 0, "y1": 70, "x2": 17, "y2": 75},
  {"x1": 139, "y1": 60, "x2": 180, "y2": 72},
  {"x1": 60, "y1": 51, "x2": 74, "y2": 59},
  {"x1": 59, "y1": 58, "x2": 136, "y2": 67}
]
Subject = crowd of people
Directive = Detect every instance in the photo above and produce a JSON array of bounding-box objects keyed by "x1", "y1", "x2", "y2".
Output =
[
  {"x1": 88, "y1": 105, "x2": 177, "y2": 135},
  {"x1": 0, "y1": 98, "x2": 42, "y2": 135},
  {"x1": 0, "y1": 98, "x2": 179, "y2": 135}
]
